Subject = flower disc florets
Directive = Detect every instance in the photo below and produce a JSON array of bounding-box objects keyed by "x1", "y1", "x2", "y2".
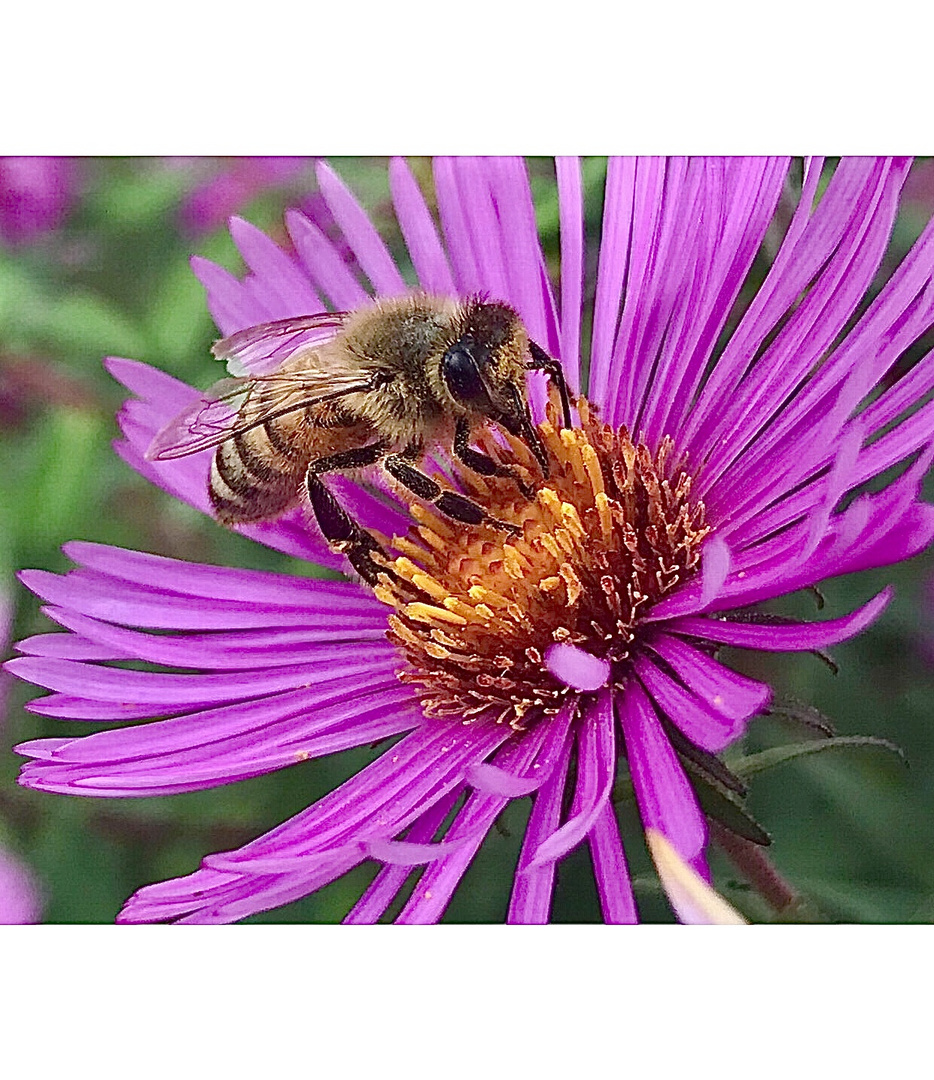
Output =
[{"x1": 375, "y1": 399, "x2": 710, "y2": 729}]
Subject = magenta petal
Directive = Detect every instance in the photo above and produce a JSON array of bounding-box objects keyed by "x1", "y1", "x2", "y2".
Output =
[
  {"x1": 618, "y1": 681, "x2": 707, "y2": 865},
  {"x1": 544, "y1": 642, "x2": 611, "y2": 692},
  {"x1": 190, "y1": 256, "x2": 266, "y2": 335},
  {"x1": 203, "y1": 719, "x2": 511, "y2": 872},
  {"x1": 507, "y1": 724, "x2": 573, "y2": 924},
  {"x1": 432, "y1": 157, "x2": 483, "y2": 296},
  {"x1": 394, "y1": 709, "x2": 571, "y2": 924},
  {"x1": 670, "y1": 588, "x2": 893, "y2": 651},
  {"x1": 4, "y1": 653, "x2": 396, "y2": 708},
  {"x1": 465, "y1": 762, "x2": 545, "y2": 798},
  {"x1": 342, "y1": 787, "x2": 465, "y2": 924},
  {"x1": 588, "y1": 158, "x2": 636, "y2": 410},
  {"x1": 555, "y1": 156, "x2": 584, "y2": 392},
  {"x1": 632, "y1": 654, "x2": 746, "y2": 753},
  {"x1": 526, "y1": 690, "x2": 615, "y2": 868},
  {"x1": 700, "y1": 534, "x2": 731, "y2": 608},
  {"x1": 649, "y1": 633, "x2": 771, "y2": 719},
  {"x1": 16, "y1": 631, "x2": 132, "y2": 661},
  {"x1": 316, "y1": 162, "x2": 407, "y2": 297},
  {"x1": 587, "y1": 803, "x2": 637, "y2": 924},
  {"x1": 362, "y1": 836, "x2": 469, "y2": 866},
  {"x1": 461, "y1": 701, "x2": 573, "y2": 800},
  {"x1": 227, "y1": 215, "x2": 323, "y2": 317},
  {"x1": 0, "y1": 847, "x2": 42, "y2": 924},
  {"x1": 285, "y1": 208, "x2": 368, "y2": 311},
  {"x1": 388, "y1": 157, "x2": 456, "y2": 296}
]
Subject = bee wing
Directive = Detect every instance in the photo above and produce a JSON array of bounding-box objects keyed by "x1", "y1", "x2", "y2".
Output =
[
  {"x1": 145, "y1": 370, "x2": 374, "y2": 461},
  {"x1": 146, "y1": 378, "x2": 252, "y2": 460},
  {"x1": 213, "y1": 312, "x2": 350, "y2": 376}
]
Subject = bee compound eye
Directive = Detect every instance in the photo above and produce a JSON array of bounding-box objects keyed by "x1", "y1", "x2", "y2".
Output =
[{"x1": 441, "y1": 344, "x2": 494, "y2": 411}]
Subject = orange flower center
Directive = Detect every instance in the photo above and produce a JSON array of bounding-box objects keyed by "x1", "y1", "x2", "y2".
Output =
[{"x1": 373, "y1": 399, "x2": 710, "y2": 730}]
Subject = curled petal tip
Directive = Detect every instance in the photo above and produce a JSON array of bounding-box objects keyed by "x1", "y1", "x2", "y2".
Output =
[{"x1": 544, "y1": 642, "x2": 610, "y2": 692}]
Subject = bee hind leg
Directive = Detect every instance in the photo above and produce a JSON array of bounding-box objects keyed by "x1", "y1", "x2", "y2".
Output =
[
  {"x1": 383, "y1": 449, "x2": 521, "y2": 538},
  {"x1": 305, "y1": 442, "x2": 391, "y2": 586}
]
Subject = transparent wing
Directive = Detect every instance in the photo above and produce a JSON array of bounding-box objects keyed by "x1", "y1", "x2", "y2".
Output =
[
  {"x1": 145, "y1": 369, "x2": 373, "y2": 461},
  {"x1": 213, "y1": 312, "x2": 350, "y2": 375}
]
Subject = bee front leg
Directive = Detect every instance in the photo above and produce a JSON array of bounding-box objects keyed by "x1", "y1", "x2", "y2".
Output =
[
  {"x1": 383, "y1": 448, "x2": 521, "y2": 538},
  {"x1": 453, "y1": 417, "x2": 536, "y2": 499},
  {"x1": 527, "y1": 341, "x2": 572, "y2": 429},
  {"x1": 305, "y1": 442, "x2": 390, "y2": 586}
]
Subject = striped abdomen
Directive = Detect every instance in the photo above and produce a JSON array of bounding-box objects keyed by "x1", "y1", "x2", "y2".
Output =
[
  {"x1": 209, "y1": 409, "x2": 311, "y2": 525},
  {"x1": 209, "y1": 406, "x2": 377, "y2": 526}
]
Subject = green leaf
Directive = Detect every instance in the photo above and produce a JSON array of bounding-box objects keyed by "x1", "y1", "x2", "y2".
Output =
[
  {"x1": 682, "y1": 758, "x2": 772, "y2": 846},
  {"x1": 731, "y1": 736, "x2": 907, "y2": 780}
]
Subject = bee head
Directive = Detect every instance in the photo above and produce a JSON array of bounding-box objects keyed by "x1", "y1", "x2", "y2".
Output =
[
  {"x1": 440, "y1": 301, "x2": 529, "y2": 419},
  {"x1": 440, "y1": 300, "x2": 548, "y2": 474}
]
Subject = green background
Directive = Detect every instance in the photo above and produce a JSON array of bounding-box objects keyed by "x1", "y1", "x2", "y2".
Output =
[{"x1": 2, "y1": 156, "x2": 933, "y2": 923}]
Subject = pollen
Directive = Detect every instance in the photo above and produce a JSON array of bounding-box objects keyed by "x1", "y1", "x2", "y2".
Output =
[{"x1": 377, "y1": 396, "x2": 711, "y2": 730}]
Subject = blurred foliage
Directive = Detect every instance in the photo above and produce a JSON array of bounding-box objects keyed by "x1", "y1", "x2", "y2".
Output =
[{"x1": 1, "y1": 156, "x2": 933, "y2": 923}]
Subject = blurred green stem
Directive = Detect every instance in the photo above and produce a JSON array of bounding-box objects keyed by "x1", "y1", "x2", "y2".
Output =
[{"x1": 710, "y1": 820, "x2": 812, "y2": 920}]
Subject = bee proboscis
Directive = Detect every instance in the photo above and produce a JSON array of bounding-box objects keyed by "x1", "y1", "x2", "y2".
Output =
[{"x1": 148, "y1": 294, "x2": 572, "y2": 583}]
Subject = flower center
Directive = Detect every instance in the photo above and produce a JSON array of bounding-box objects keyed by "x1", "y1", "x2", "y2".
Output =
[{"x1": 373, "y1": 399, "x2": 710, "y2": 730}]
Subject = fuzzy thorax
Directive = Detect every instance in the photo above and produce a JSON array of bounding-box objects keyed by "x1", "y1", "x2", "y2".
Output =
[{"x1": 372, "y1": 399, "x2": 711, "y2": 731}]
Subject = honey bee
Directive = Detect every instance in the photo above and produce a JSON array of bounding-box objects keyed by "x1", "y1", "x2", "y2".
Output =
[{"x1": 147, "y1": 294, "x2": 571, "y2": 584}]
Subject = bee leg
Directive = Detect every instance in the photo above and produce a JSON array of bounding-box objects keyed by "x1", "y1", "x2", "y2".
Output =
[
  {"x1": 527, "y1": 341, "x2": 572, "y2": 429},
  {"x1": 306, "y1": 473, "x2": 388, "y2": 586},
  {"x1": 383, "y1": 450, "x2": 521, "y2": 538},
  {"x1": 307, "y1": 441, "x2": 389, "y2": 477},
  {"x1": 453, "y1": 417, "x2": 536, "y2": 499},
  {"x1": 305, "y1": 442, "x2": 391, "y2": 586}
]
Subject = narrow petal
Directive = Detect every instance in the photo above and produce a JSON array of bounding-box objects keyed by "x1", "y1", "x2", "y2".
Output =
[
  {"x1": 316, "y1": 162, "x2": 407, "y2": 296},
  {"x1": 700, "y1": 534, "x2": 731, "y2": 608},
  {"x1": 587, "y1": 803, "x2": 638, "y2": 924},
  {"x1": 202, "y1": 719, "x2": 510, "y2": 870},
  {"x1": 669, "y1": 588, "x2": 892, "y2": 651},
  {"x1": 394, "y1": 714, "x2": 568, "y2": 924},
  {"x1": 432, "y1": 156, "x2": 483, "y2": 295},
  {"x1": 633, "y1": 654, "x2": 741, "y2": 752},
  {"x1": 388, "y1": 157, "x2": 456, "y2": 296},
  {"x1": 544, "y1": 642, "x2": 611, "y2": 692},
  {"x1": 618, "y1": 682, "x2": 707, "y2": 865},
  {"x1": 342, "y1": 787, "x2": 465, "y2": 924},
  {"x1": 0, "y1": 847, "x2": 42, "y2": 924},
  {"x1": 646, "y1": 633, "x2": 771, "y2": 737},
  {"x1": 526, "y1": 690, "x2": 615, "y2": 867},
  {"x1": 228, "y1": 215, "x2": 323, "y2": 317},
  {"x1": 587, "y1": 158, "x2": 636, "y2": 409},
  {"x1": 555, "y1": 156, "x2": 584, "y2": 392},
  {"x1": 60, "y1": 541, "x2": 377, "y2": 611},
  {"x1": 507, "y1": 718, "x2": 574, "y2": 923},
  {"x1": 285, "y1": 208, "x2": 369, "y2": 311},
  {"x1": 190, "y1": 255, "x2": 269, "y2": 335}
]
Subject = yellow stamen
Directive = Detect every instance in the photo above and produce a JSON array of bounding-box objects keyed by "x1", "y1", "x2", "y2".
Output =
[
  {"x1": 404, "y1": 602, "x2": 468, "y2": 626},
  {"x1": 377, "y1": 398, "x2": 708, "y2": 732}
]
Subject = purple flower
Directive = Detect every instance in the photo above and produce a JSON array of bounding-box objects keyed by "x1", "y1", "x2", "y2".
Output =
[
  {"x1": 0, "y1": 846, "x2": 42, "y2": 924},
  {"x1": 0, "y1": 157, "x2": 77, "y2": 246},
  {"x1": 177, "y1": 157, "x2": 309, "y2": 237},
  {"x1": 8, "y1": 157, "x2": 934, "y2": 924},
  {"x1": 0, "y1": 580, "x2": 42, "y2": 924}
]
